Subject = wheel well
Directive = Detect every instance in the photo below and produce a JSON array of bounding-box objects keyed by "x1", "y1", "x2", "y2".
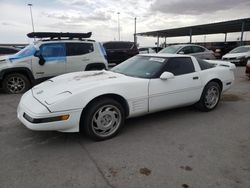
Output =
[
  {"x1": 207, "y1": 79, "x2": 223, "y2": 91},
  {"x1": 1, "y1": 69, "x2": 35, "y2": 84},
  {"x1": 85, "y1": 63, "x2": 106, "y2": 71},
  {"x1": 79, "y1": 94, "x2": 129, "y2": 131}
]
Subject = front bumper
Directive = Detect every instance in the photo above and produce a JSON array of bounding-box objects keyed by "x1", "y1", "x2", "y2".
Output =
[{"x1": 17, "y1": 90, "x2": 82, "y2": 132}]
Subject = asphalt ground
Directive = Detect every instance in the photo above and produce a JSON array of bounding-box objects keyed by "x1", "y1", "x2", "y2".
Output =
[{"x1": 0, "y1": 67, "x2": 249, "y2": 188}]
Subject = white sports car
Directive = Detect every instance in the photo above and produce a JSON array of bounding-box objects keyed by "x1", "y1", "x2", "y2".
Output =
[{"x1": 17, "y1": 54, "x2": 235, "y2": 140}]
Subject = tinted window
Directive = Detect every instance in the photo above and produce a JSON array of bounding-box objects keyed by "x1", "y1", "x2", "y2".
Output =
[
  {"x1": 197, "y1": 58, "x2": 214, "y2": 70},
  {"x1": 179, "y1": 46, "x2": 193, "y2": 54},
  {"x1": 66, "y1": 43, "x2": 94, "y2": 56},
  {"x1": 164, "y1": 57, "x2": 195, "y2": 76},
  {"x1": 103, "y1": 42, "x2": 134, "y2": 50},
  {"x1": 192, "y1": 46, "x2": 205, "y2": 53},
  {"x1": 40, "y1": 43, "x2": 66, "y2": 58}
]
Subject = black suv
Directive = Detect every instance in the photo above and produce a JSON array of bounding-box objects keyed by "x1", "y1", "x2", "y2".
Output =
[{"x1": 103, "y1": 41, "x2": 139, "y2": 64}]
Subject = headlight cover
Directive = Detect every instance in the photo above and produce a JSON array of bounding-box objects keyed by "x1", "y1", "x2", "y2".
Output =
[{"x1": 45, "y1": 91, "x2": 72, "y2": 105}]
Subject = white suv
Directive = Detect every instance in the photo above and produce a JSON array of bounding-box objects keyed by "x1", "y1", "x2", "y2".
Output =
[{"x1": 0, "y1": 32, "x2": 108, "y2": 94}]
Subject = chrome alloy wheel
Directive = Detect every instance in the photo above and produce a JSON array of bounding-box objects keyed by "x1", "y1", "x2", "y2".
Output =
[
  {"x1": 204, "y1": 86, "x2": 220, "y2": 109},
  {"x1": 91, "y1": 105, "x2": 122, "y2": 137},
  {"x1": 7, "y1": 76, "x2": 25, "y2": 94}
]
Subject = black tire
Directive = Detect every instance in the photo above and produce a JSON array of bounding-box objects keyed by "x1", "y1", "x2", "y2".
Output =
[
  {"x1": 82, "y1": 97, "x2": 125, "y2": 141},
  {"x1": 2, "y1": 73, "x2": 31, "y2": 94},
  {"x1": 195, "y1": 81, "x2": 221, "y2": 112}
]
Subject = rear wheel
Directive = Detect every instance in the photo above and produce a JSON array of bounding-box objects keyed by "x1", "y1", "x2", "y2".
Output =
[
  {"x1": 2, "y1": 73, "x2": 30, "y2": 94},
  {"x1": 195, "y1": 81, "x2": 221, "y2": 112},
  {"x1": 82, "y1": 98, "x2": 125, "y2": 141}
]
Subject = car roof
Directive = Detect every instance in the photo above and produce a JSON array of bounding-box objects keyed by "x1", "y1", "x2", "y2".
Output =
[
  {"x1": 139, "y1": 53, "x2": 193, "y2": 58},
  {"x1": 168, "y1": 44, "x2": 205, "y2": 48}
]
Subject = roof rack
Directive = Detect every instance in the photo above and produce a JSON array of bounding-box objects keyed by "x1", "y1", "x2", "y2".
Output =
[{"x1": 27, "y1": 32, "x2": 92, "y2": 40}]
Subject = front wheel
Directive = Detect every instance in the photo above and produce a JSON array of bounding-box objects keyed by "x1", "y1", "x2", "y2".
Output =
[
  {"x1": 82, "y1": 98, "x2": 125, "y2": 141},
  {"x1": 2, "y1": 73, "x2": 31, "y2": 94},
  {"x1": 195, "y1": 82, "x2": 221, "y2": 112}
]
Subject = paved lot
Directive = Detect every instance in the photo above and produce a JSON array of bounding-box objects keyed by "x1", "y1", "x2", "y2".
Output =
[{"x1": 0, "y1": 67, "x2": 250, "y2": 188}]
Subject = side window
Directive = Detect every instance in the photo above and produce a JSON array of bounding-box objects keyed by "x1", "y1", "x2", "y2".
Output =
[
  {"x1": 66, "y1": 43, "x2": 94, "y2": 56},
  {"x1": 192, "y1": 46, "x2": 205, "y2": 53},
  {"x1": 40, "y1": 43, "x2": 66, "y2": 58},
  {"x1": 197, "y1": 58, "x2": 214, "y2": 70},
  {"x1": 164, "y1": 57, "x2": 195, "y2": 76},
  {"x1": 179, "y1": 46, "x2": 193, "y2": 54}
]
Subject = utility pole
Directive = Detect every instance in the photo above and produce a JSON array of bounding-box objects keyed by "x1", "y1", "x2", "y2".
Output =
[{"x1": 28, "y1": 4, "x2": 35, "y2": 33}]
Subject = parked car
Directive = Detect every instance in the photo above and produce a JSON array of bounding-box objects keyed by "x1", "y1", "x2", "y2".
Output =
[
  {"x1": 139, "y1": 47, "x2": 156, "y2": 54},
  {"x1": 103, "y1": 41, "x2": 139, "y2": 64},
  {"x1": 246, "y1": 60, "x2": 250, "y2": 78},
  {"x1": 139, "y1": 47, "x2": 163, "y2": 54},
  {"x1": 0, "y1": 46, "x2": 20, "y2": 56},
  {"x1": 0, "y1": 32, "x2": 108, "y2": 94},
  {"x1": 18, "y1": 54, "x2": 235, "y2": 141},
  {"x1": 222, "y1": 45, "x2": 250, "y2": 66},
  {"x1": 159, "y1": 44, "x2": 216, "y2": 60}
]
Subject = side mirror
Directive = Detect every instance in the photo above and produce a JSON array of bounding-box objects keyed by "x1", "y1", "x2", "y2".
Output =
[
  {"x1": 178, "y1": 51, "x2": 184, "y2": 54},
  {"x1": 34, "y1": 50, "x2": 46, "y2": 66},
  {"x1": 160, "y1": 72, "x2": 174, "y2": 80}
]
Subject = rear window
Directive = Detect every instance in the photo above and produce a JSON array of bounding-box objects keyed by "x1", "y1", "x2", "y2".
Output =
[
  {"x1": 103, "y1": 42, "x2": 134, "y2": 50},
  {"x1": 192, "y1": 46, "x2": 205, "y2": 53},
  {"x1": 164, "y1": 57, "x2": 195, "y2": 76},
  {"x1": 197, "y1": 58, "x2": 214, "y2": 70},
  {"x1": 66, "y1": 43, "x2": 94, "y2": 56}
]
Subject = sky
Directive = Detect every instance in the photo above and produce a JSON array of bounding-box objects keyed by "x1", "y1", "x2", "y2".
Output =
[{"x1": 0, "y1": 0, "x2": 250, "y2": 46}]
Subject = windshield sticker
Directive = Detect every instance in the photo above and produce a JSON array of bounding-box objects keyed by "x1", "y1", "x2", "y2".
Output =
[{"x1": 149, "y1": 57, "x2": 165, "y2": 63}]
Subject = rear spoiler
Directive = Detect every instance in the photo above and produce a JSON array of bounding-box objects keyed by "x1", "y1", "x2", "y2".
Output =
[{"x1": 206, "y1": 60, "x2": 236, "y2": 70}]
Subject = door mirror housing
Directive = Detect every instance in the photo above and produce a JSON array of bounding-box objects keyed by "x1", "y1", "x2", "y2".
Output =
[
  {"x1": 160, "y1": 72, "x2": 174, "y2": 80},
  {"x1": 178, "y1": 51, "x2": 184, "y2": 54},
  {"x1": 34, "y1": 50, "x2": 46, "y2": 66}
]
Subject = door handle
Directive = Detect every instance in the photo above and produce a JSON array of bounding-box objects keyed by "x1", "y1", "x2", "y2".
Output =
[
  {"x1": 193, "y1": 76, "x2": 199, "y2": 80},
  {"x1": 82, "y1": 59, "x2": 90, "y2": 61}
]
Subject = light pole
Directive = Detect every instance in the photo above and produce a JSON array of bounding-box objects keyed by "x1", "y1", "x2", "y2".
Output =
[
  {"x1": 28, "y1": 3, "x2": 35, "y2": 33},
  {"x1": 134, "y1": 17, "x2": 137, "y2": 45},
  {"x1": 117, "y1": 12, "x2": 120, "y2": 41}
]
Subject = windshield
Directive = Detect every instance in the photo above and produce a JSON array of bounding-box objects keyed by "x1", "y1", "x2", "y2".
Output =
[
  {"x1": 229, "y1": 46, "x2": 250, "y2": 53},
  {"x1": 9, "y1": 44, "x2": 36, "y2": 60},
  {"x1": 159, "y1": 46, "x2": 182, "y2": 54},
  {"x1": 111, "y1": 55, "x2": 167, "y2": 78}
]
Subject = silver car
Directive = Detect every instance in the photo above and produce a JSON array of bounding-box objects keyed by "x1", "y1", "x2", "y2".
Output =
[{"x1": 159, "y1": 44, "x2": 216, "y2": 60}]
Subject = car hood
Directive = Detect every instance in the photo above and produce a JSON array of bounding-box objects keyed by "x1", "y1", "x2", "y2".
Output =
[
  {"x1": 32, "y1": 70, "x2": 130, "y2": 105},
  {"x1": 223, "y1": 52, "x2": 250, "y2": 58}
]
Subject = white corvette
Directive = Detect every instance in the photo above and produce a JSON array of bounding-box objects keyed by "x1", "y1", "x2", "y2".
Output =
[{"x1": 17, "y1": 54, "x2": 235, "y2": 140}]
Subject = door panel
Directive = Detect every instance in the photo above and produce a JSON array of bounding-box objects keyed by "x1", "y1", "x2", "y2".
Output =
[
  {"x1": 66, "y1": 42, "x2": 95, "y2": 72},
  {"x1": 32, "y1": 43, "x2": 66, "y2": 79},
  {"x1": 149, "y1": 73, "x2": 202, "y2": 112},
  {"x1": 149, "y1": 57, "x2": 202, "y2": 112}
]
